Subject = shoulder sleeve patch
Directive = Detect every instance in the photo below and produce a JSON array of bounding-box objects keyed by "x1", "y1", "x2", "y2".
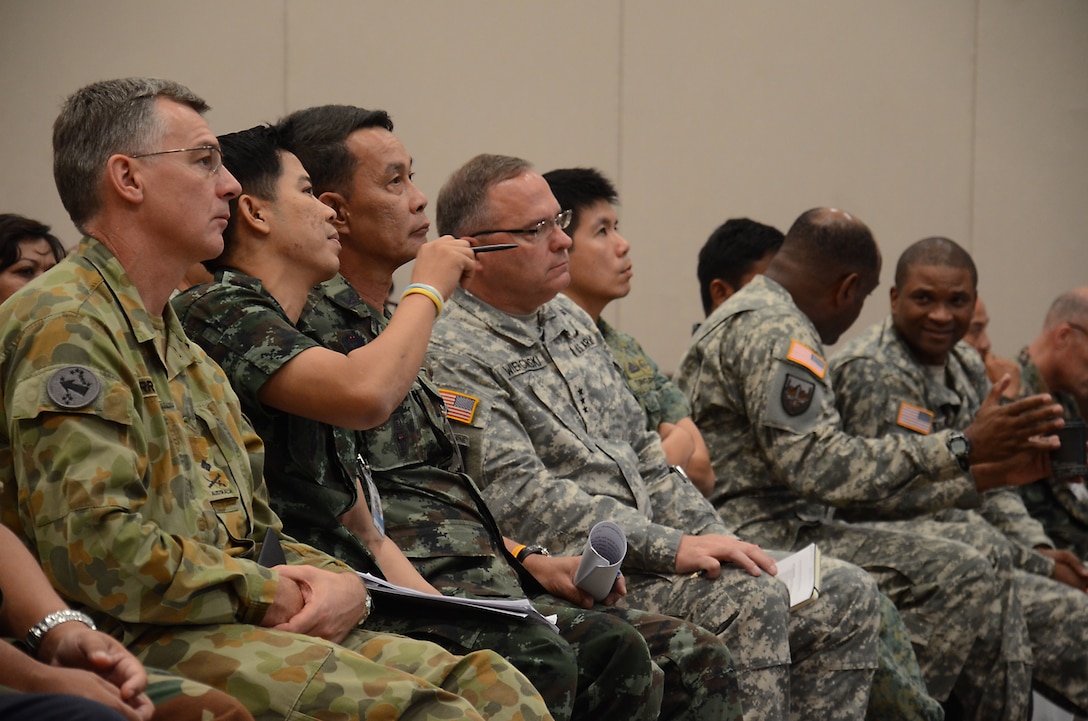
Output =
[
  {"x1": 786, "y1": 340, "x2": 826, "y2": 379},
  {"x1": 46, "y1": 366, "x2": 102, "y2": 409},
  {"x1": 438, "y1": 388, "x2": 479, "y2": 424},
  {"x1": 896, "y1": 401, "x2": 934, "y2": 434}
]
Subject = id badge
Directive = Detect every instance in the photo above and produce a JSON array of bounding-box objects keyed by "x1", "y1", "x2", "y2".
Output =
[{"x1": 357, "y1": 454, "x2": 385, "y2": 537}]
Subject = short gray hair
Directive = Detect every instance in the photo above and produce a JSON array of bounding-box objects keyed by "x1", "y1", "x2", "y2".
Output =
[
  {"x1": 1045, "y1": 288, "x2": 1088, "y2": 330},
  {"x1": 436, "y1": 154, "x2": 532, "y2": 237},
  {"x1": 52, "y1": 77, "x2": 208, "y2": 232}
]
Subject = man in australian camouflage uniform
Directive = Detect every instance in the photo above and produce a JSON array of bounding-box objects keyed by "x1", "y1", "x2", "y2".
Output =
[
  {"x1": 829, "y1": 239, "x2": 1088, "y2": 714},
  {"x1": 275, "y1": 106, "x2": 745, "y2": 721},
  {"x1": 0, "y1": 77, "x2": 552, "y2": 721},
  {"x1": 425, "y1": 153, "x2": 888, "y2": 721},
  {"x1": 1014, "y1": 288, "x2": 1088, "y2": 561},
  {"x1": 174, "y1": 122, "x2": 689, "y2": 721},
  {"x1": 546, "y1": 167, "x2": 943, "y2": 721},
  {"x1": 676, "y1": 208, "x2": 1066, "y2": 721}
]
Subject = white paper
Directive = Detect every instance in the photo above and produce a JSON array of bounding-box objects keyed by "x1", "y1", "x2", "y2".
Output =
[
  {"x1": 573, "y1": 521, "x2": 627, "y2": 601},
  {"x1": 772, "y1": 543, "x2": 820, "y2": 608},
  {"x1": 357, "y1": 572, "x2": 559, "y2": 632}
]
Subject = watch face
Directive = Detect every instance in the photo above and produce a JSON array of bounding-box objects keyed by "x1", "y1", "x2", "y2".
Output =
[{"x1": 950, "y1": 436, "x2": 967, "y2": 454}]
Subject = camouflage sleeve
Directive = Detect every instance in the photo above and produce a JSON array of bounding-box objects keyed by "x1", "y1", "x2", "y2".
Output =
[
  {"x1": 639, "y1": 356, "x2": 690, "y2": 429},
  {"x1": 604, "y1": 326, "x2": 691, "y2": 429},
  {"x1": 173, "y1": 279, "x2": 320, "y2": 412},
  {"x1": 4, "y1": 312, "x2": 317, "y2": 627},
  {"x1": 978, "y1": 489, "x2": 1056, "y2": 576},
  {"x1": 735, "y1": 315, "x2": 974, "y2": 514},
  {"x1": 427, "y1": 345, "x2": 686, "y2": 574}
]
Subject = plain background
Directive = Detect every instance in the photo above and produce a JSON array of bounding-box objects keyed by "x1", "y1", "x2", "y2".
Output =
[{"x1": 2, "y1": 0, "x2": 1085, "y2": 373}]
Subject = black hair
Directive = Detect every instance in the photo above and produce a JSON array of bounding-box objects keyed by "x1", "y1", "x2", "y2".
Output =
[
  {"x1": 542, "y1": 168, "x2": 618, "y2": 247},
  {"x1": 696, "y1": 218, "x2": 783, "y2": 314},
  {"x1": 0, "y1": 213, "x2": 66, "y2": 271},
  {"x1": 276, "y1": 105, "x2": 393, "y2": 197},
  {"x1": 894, "y1": 236, "x2": 977, "y2": 289}
]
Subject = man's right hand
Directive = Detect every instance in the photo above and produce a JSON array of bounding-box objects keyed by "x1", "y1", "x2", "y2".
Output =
[
  {"x1": 964, "y1": 375, "x2": 1063, "y2": 464},
  {"x1": 982, "y1": 352, "x2": 1022, "y2": 398},
  {"x1": 410, "y1": 236, "x2": 478, "y2": 299},
  {"x1": 675, "y1": 534, "x2": 778, "y2": 578},
  {"x1": 269, "y1": 564, "x2": 369, "y2": 644},
  {"x1": 23, "y1": 666, "x2": 152, "y2": 721}
]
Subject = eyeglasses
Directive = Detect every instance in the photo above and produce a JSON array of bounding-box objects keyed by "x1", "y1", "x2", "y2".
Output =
[
  {"x1": 130, "y1": 145, "x2": 224, "y2": 175},
  {"x1": 471, "y1": 209, "x2": 572, "y2": 244}
]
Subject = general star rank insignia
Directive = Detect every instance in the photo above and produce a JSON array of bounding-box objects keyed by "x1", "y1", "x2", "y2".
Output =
[
  {"x1": 781, "y1": 373, "x2": 815, "y2": 416},
  {"x1": 47, "y1": 366, "x2": 101, "y2": 409}
]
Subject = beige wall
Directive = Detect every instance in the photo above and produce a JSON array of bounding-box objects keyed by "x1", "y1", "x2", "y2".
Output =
[{"x1": 2, "y1": 0, "x2": 1085, "y2": 371}]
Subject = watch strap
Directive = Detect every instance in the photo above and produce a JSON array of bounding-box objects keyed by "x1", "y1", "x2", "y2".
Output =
[
  {"x1": 25, "y1": 609, "x2": 97, "y2": 657},
  {"x1": 515, "y1": 544, "x2": 549, "y2": 562}
]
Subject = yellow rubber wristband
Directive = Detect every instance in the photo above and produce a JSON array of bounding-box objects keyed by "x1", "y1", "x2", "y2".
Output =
[
  {"x1": 511, "y1": 543, "x2": 527, "y2": 560},
  {"x1": 401, "y1": 284, "x2": 443, "y2": 317}
]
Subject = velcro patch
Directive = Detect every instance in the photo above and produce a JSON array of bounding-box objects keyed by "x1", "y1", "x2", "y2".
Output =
[
  {"x1": 781, "y1": 373, "x2": 816, "y2": 416},
  {"x1": 47, "y1": 366, "x2": 101, "y2": 409},
  {"x1": 439, "y1": 389, "x2": 479, "y2": 424},
  {"x1": 896, "y1": 402, "x2": 934, "y2": 434},
  {"x1": 786, "y1": 340, "x2": 826, "y2": 379}
]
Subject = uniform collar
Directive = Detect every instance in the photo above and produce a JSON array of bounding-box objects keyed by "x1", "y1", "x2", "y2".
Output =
[{"x1": 80, "y1": 236, "x2": 200, "y2": 373}]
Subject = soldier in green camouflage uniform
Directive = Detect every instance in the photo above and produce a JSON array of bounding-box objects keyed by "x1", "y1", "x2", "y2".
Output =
[
  {"x1": 829, "y1": 243, "x2": 1088, "y2": 714},
  {"x1": 426, "y1": 155, "x2": 885, "y2": 721},
  {"x1": 174, "y1": 122, "x2": 735, "y2": 721},
  {"x1": 0, "y1": 77, "x2": 552, "y2": 721},
  {"x1": 1014, "y1": 288, "x2": 1088, "y2": 561},
  {"x1": 677, "y1": 211, "x2": 1065, "y2": 721}
]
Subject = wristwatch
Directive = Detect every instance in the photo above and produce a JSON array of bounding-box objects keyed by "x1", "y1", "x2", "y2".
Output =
[
  {"x1": 515, "y1": 544, "x2": 550, "y2": 562},
  {"x1": 946, "y1": 431, "x2": 972, "y2": 473},
  {"x1": 670, "y1": 465, "x2": 692, "y2": 484},
  {"x1": 25, "y1": 609, "x2": 96, "y2": 657}
]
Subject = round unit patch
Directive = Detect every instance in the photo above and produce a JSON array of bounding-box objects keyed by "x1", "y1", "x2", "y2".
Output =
[{"x1": 47, "y1": 366, "x2": 101, "y2": 409}]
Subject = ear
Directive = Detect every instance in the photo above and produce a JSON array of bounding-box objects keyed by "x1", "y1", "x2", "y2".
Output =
[
  {"x1": 236, "y1": 194, "x2": 270, "y2": 236},
  {"x1": 1054, "y1": 324, "x2": 1075, "y2": 351},
  {"x1": 320, "y1": 191, "x2": 350, "y2": 234},
  {"x1": 104, "y1": 154, "x2": 144, "y2": 205},
  {"x1": 889, "y1": 284, "x2": 899, "y2": 314},
  {"x1": 833, "y1": 272, "x2": 861, "y2": 309},
  {"x1": 709, "y1": 278, "x2": 736, "y2": 307}
]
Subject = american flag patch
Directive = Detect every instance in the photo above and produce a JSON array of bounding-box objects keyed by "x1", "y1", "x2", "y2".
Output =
[
  {"x1": 439, "y1": 389, "x2": 479, "y2": 424},
  {"x1": 896, "y1": 402, "x2": 934, "y2": 434},
  {"x1": 786, "y1": 340, "x2": 826, "y2": 379}
]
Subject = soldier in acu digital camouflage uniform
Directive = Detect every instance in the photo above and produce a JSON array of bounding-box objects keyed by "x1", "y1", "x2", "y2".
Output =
[
  {"x1": 1012, "y1": 289, "x2": 1088, "y2": 562},
  {"x1": 676, "y1": 208, "x2": 1067, "y2": 721},
  {"x1": 0, "y1": 77, "x2": 552, "y2": 721},
  {"x1": 829, "y1": 238, "x2": 1088, "y2": 715},
  {"x1": 548, "y1": 169, "x2": 945, "y2": 721},
  {"x1": 425, "y1": 154, "x2": 891, "y2": 721},
  {"x1": 174, "y1": 122, "x2": 696, "y2": 721}
]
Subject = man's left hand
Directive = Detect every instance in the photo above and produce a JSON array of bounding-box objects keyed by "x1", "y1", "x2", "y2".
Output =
[{"x1": 272, "y1": 564, "x2": 369, "y2": 643}]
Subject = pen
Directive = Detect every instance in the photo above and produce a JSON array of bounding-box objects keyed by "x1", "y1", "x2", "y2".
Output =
[{"x1": 472, "y1": 243, "x2": 518, "y2": 254}]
